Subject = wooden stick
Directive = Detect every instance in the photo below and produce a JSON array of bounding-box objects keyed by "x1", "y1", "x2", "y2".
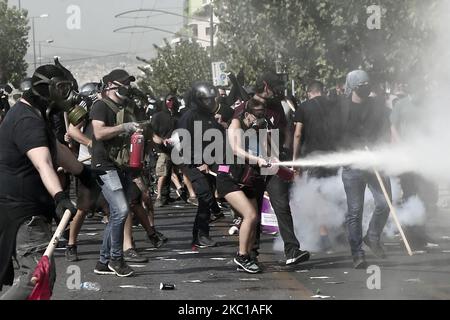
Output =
[
  {"x1": 365, "y1": 146, "x2": 413, "y2": 256},
  {"x1": 79, "y1": 156, "x2": 91, "y2": 163},
  {"x1": 31, "y1": 210, "x2": 72, "y2": 284}
]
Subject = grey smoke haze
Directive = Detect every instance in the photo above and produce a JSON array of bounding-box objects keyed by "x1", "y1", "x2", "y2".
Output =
[
  {"x1": 9, "y1": 0, "x2": 183, "y2": 79},
  {"x1": 274, "y1": 1, "x2": 450, "y2": 253}
]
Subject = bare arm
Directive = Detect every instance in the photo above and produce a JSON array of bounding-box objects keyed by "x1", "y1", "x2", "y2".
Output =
[
  {"x1": 152, "y1": 132, "x2": 164, "y2": 145},
  {"x1": 92, "y1": 119, "x2": 126, "y2": 141},
  {"x1": 292, "y1": 122, "x2": 303, "y2": 161},
  {"x1": 68, "y1": 122, "x2": 92, "y2": 147},
  {"x1": 26, "y1": 147, "x2": 64, "y2": 198},
  {"x1": 56, "y1": 141, "x2": 84, "y2": 174}
]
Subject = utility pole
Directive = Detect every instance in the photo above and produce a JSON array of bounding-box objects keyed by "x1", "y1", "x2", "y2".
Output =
[{"x1": 210, "y1": 1, "x2": 214, "y2": 59}]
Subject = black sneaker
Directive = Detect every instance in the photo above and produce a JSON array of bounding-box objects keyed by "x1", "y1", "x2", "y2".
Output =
[
  {"x1": 363, "y1": 235, "x2": 386, "y2": 259},
  {"x1": 209, "y1": 212, "x2": 225, "y2": 222},
  {"x1": 94, "y1": 261, "x2": 115, "y2": 275},
  {"x1": 286, "y1": 249, "x2": 310, "y2": 265},
  {"x1": 156, "y1": 230, "x2": 168, "y2": 243},
  {"x1": 148, "y1": 232, "x2": 164, "y2": 248},
  {"x1": 234, "y1": 254, "x2": 262, "y2": 274},
  {"x1": 108, "y1": 259, "x2": 135, "y2": 277},
  {"x1": 123, "y1": 248, "x2": 148, "y2": 263},
  {"x1": 65, "y1": 245, "x2": 79, "y2": 262},
  {"x1": 193, "y1": 235, "x2": 217, "y2": 248},
  {"x1": 176, "y1": 188, "x2": 188, "y2": 203},
  {"x1": 353, "y1": 255, "x2": 367, "y2": 269}
]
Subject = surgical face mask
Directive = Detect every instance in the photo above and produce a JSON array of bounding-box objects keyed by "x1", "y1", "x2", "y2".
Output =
[{"x1": 355, "y1": 84, "x2": 371, "y2": 100}]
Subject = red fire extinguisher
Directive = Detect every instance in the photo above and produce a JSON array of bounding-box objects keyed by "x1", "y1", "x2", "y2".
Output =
[{"x1": 129, "y1": 131, "x2": 144, "y2": 169}]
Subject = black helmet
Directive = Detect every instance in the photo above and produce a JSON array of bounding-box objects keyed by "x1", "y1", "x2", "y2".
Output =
[
  {"x1": 79, "y1": 82, "x2": 101, "y2": 98},
  {"x1": 191, "y1": 82, "x2": 218, "y2": 114}
]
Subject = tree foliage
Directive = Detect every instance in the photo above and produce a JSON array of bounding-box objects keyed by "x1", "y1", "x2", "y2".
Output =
[
  {"x1": 138, "y1": 39, "x2": 212, "y2": 97},
  {"x1": 214, "y1": 0, "x2": 440, "y2": 89},
  {"x1": 0, "y1": 0, "x2": 29, "y2": 86}
]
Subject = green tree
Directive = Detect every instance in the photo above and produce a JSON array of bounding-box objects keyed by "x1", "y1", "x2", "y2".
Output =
[
  {"x1": 138, "y1": 39, "x2": 212, "y2": 97},
  {"x1": 214, "y1": 0, "x2": 439, "y2": 90},
  {"x1": 0, "y1": 0, "x2": 29, "y2": 86}
]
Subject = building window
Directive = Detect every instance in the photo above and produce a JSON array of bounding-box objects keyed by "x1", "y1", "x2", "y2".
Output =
[
  {"x1": 191, "y1": 24, "x2": 198, "y2": 37},
  {"x1": 205, "y1": 27, "x2": 210, "y2": 36}
]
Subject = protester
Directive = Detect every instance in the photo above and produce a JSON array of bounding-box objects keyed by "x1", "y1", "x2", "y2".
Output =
[
  {"x1": 0, "y1": 64, "x2": 97, "y2": 299},
  {"x1": 338, "y1": 70, "x2": 392, "y2": 269},
  {"x1": 176, "y1": 82, "x2": 223, "y2": 248}
]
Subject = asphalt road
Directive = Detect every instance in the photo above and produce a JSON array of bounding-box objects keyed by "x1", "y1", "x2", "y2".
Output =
[{"x1": 49, "y1": 190, "x2": 450, "y2": 301}]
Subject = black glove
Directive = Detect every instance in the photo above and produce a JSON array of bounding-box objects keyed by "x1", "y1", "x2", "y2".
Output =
[
  {"x1": 76, "y1": 165, "x2": 105, "y2": 189},
  {"x1": 54, "y1": 191, "x2": 77, "y2": 221}
]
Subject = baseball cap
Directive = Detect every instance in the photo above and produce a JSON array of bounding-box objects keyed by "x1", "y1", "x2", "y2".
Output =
[{"x1": 103, "y1": 69, "x2": 136, "y2": 85}]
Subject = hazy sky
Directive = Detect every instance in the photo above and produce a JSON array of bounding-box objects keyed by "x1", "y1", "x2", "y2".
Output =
[{"x1": 10, "y1": 0, "x2": 184, "y2": 72}]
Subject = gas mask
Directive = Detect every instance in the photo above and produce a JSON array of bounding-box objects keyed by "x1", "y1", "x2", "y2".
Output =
[
  {"x1": 248, "y1": 109, "x2": 268, "y2": 130},
  {"x1": 32, "y1": 72, "x2": 86, "y2": 125}
]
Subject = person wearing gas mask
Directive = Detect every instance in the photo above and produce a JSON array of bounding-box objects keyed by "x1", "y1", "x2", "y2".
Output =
[
  {"x1": 0, "y1": 64, "x2": 98, "y2": 299},
  {"x1": 233, "y1": 72, "x2": 310, "y2": 266},
  {"x1": 176, "y1": 82, "x2": 223, "y2": 248},
  {"x1": 338, "y1": 70, "x2": 392, "y2": 269},
  {"x1": 89, "y1": 69, "x2": 143, "y2": 277},
  {"x1": 216, "y1": 98, "x2": 269, "y2": 273}
]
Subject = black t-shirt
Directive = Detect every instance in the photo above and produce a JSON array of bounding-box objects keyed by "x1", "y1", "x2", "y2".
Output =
[
  {"x1": 0, "y1": 101, "x2": 56, "y2": 207},
  {"x1": 151, "y1": 110, "x2": 178, "y2": 153},
  {"x1": 338, "y1": 97, "x2": 391, "y2": 150},
  {"x1": 89, "y1": 99, "x2": 119, "y2": 170},
  {"x1": 294, "y1": 96, "x2": 338, "y2": 155},
  {"x1": 176, "y1": 106, "x2": 225, "y2": 166},
  {"x1": 0, "y1": 101, "x2": 56, "y2": 288}
]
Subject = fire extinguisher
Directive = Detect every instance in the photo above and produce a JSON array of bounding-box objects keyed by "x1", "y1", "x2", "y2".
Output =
[{"x1": 129, "y1": 131, "x2": 144, "y2": 169}]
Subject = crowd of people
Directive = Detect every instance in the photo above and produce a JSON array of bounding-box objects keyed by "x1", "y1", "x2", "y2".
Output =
[{"x1": 0, "y1": 59, "x2": 439, "y2": 299}]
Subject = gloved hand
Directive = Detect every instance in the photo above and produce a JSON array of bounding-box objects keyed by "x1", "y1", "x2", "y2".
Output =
[
  {"x1": 122, "y1": 122, "x2": 140, "y2": 134},
  {"x1": 76, "y1": 165, "x2": 105, "y2": 189},
  {"x1": 54, "y1": 191, "x2": 77, "y2": 221}
]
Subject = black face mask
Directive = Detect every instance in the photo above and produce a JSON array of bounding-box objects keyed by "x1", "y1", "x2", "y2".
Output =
[
  {"x1": 116, "y1": 85, "x2": 132, "y2": 100},
  {"x1": 355, "y1": 85, "x2": 371, "y2": 100}
]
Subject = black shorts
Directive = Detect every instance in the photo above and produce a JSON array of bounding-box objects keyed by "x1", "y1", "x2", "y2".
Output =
[{"x1": 216, "y1": 172, "x2": 262, "y2": 199}]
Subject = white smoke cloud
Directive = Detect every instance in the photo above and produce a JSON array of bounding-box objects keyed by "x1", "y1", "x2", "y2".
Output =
[{"x1": 272, "y1": 174, "x2": 426, "y2": 253}]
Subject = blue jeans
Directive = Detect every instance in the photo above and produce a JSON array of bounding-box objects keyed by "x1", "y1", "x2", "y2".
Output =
[
  {"x1": 98, "y1": 170, "x2": 130, "y2": 263},
  {"x1": 342, "y1": 168, "x2": 391, "y2": 257}
]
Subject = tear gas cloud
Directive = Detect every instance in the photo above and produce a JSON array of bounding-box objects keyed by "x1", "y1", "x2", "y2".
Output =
[{"x1": 273, "y1": 2, "x2": 450, "y2": 252}]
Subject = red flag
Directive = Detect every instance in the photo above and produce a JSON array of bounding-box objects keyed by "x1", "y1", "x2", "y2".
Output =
[{"x1": 27, "y1": 255, "x2": 52, "y2": 300}]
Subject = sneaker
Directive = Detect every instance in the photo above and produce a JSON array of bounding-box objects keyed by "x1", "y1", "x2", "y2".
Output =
[
  {"x1": 234, "y1": 254, "x2": 262, "y2": 274},
  {"x1": 209, "y1": 212, "x2": 225, "y2": 222},
  {"x1": 187, "y1": 197, "x2": 198, "y2": 206},
  {"x1": 123, "y1": 248, "x2": 148, "y2": 263},
  {"x1": 108, "y1": 259, "x2": 135, "y2": 277},
  {"x1": 176, "y1": 188, "x2": 188, "y2": 203},
  {"x1": 193, "y1": 235, "x2": 217, "y2": 248},
  {"x1": 156, "y1": 230, "x2": 168, "y2": 243},
  {"x1": 363, "y1": 235, "x2": 386, "y2": 259},
  {"x1": 154, "y1": 198, "x2": 166, "y2": 208},
  {"x1": 286, "y1": 249, "x2": 310, "y2": 265},
  {"x1": 353, "y1": 255, "x2": 367, "y2": 269},
  {"x1": 148, "y1": 232, "x2": 164, "y2": 248},
  {"x1": 65, "y1": 245, "x2": 79, "y2": 262},
  {"x1": 94, "y1": 261, "x2": 115, "y2": 275}
]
